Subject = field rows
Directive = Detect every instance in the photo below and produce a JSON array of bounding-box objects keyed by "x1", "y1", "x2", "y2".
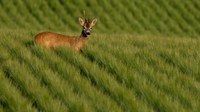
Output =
[
  {"x1": 0, "y1": 0, "x2": 200, "y2": 111},
  {"x1": 0, "y1": 0, "x2": 199, "y2": 36},
  {"x1": 0, "y1": 30, "x2": 200, "y2": 111}
]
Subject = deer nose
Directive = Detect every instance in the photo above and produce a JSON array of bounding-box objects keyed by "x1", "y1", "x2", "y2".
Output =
[{"x1": 86, "y1": 31, "x2": 90, "y2": 35}]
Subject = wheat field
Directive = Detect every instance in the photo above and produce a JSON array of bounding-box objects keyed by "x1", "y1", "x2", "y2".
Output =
[{"x1": 0, "y1": 0, "x2": 200, "y2": 112}]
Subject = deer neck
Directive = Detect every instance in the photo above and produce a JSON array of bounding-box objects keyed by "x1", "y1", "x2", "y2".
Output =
[
  {"x1": 78, "y1": 30, "x2": 89, "y2": 43},
  {"x1": 70, "y1": 31, "x2": 89, "y2": 51}
]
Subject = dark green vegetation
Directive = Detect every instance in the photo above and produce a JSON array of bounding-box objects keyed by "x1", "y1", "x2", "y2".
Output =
[
  {"x1": 0, "y1": 0, "x2": 200, "y2": 112},
  {"x1": 0, "y1": 0, "x2": 200, "y2": 36}
]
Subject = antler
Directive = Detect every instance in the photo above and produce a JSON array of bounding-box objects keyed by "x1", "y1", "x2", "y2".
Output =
[
  {"x1": 84, "y1": 10, "x2": 90, "y2": 22},
  {"x1": 89, "y1": 14, "x2": 91, "y2": 22},
  {"x1": 83, "y1": 10, "x2": 86, "y2": 20}
]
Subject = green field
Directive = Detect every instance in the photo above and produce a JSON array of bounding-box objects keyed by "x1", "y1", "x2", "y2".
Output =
[{"x1": 0, "y1": 0, "x2": 200, "y2": 112}]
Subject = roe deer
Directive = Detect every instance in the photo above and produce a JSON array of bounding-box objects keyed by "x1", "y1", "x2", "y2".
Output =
[{"x1": 35, "y1": 17, "x2": 97, "y2": 52}]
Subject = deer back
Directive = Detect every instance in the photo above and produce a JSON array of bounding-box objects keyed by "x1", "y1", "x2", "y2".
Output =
[{"x1": 35, "y1": 32, "x2": 88, "y2": 51}]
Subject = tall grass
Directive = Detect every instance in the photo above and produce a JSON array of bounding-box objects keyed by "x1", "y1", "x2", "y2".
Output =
[
  {"x1": 0, "y1": 0, "x2": 199, "y2": 36},
  {"x1": 0, "y1": 29, "x2": 200, "y2": 111},
  {"x1": 0, "y1": 0, "x2": 200, "y2": 111}
]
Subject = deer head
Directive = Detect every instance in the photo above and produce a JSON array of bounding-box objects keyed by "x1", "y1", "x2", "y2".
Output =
[{"x1": 79, "y1": 17, "x2": 97, "y2": 37}]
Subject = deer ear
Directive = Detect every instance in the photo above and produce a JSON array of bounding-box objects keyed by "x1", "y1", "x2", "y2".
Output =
[
  {"x1": 79, "y1": 17, "x2": 84, "y2": 26},
  {"x1": 90, "y1": 18, "x2": 97, "y2": 27}
]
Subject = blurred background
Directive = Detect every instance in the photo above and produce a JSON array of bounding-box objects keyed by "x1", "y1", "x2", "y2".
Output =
[{"x1": 0, "y1": 0, "x2": 199, "y2": 37}]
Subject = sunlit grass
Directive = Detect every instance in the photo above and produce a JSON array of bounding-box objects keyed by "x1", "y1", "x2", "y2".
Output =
[
  {"x1": 0, "y1": 29, "x2": 200, "y2": 111},
  {"x1": 0, "y1": 0, "x2": 200, "y2": 111}
]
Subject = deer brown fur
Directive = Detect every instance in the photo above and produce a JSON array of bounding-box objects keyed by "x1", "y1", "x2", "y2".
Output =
[{"x1": 35, "y1": 17, "x2": 97, "y2": 52}]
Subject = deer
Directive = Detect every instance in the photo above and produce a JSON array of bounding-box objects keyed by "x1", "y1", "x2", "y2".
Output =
[{"x1": 34, "y1": 15, "x2": 97, "y2": 52}]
